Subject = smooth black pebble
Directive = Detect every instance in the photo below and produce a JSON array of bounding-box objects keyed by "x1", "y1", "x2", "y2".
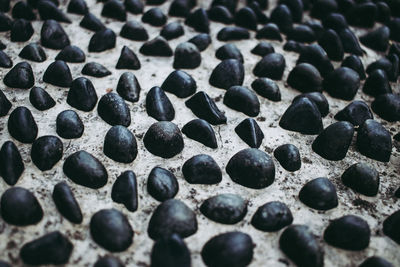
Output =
[
  {"x1": 19, "y1": 43, "x2": 47, "y2": 62},
  {"x1": 251, "y1": 78, "x2": 281, "y2": 101},
  {"x1": 253, "y1": 53, "x2": 285, "y2": 80},
  {"x1": 56, "y1": 110, "x2": 84, "y2": 139},
  {"x1": 10, "y1": 18, "x2": 34, "y2": 42},
  {"x1": 182, "y1": 154, "x2": 222, "y2": 184},
  {"x1": 116, "y1": 72, "x2": 141, "y2": 102},
  {"x1": 217, "y1": 26, "x2": 250, "y2": 41},
  {"x1": 256, "y1": 23, "x2": 282, "y2": 41},
  {"x1": 359, "y1": 257, "x2": 394, "y2": 267},
  {"x1": 67, "y1": 77, "x2": 98, "y2": 111},
  {"x1": 112, "y1": 171, "x2": 138, "y2": 212},
  {"x1": 383, "y1": 210, "x2": 400, "y2": 245},
  {"x1": 235, "y1": 118, "x2": 264, "y2": 148},
  {"x1": 3, "y1": 61, "x2": 34, "y2": 89},
  {"x1": 97, "y1": 93, "x2": 131, "y2": 126},
  {"x1": 209, "y1": 59, "x2": 244, "y2": 89},
  {"x1": 82, "y1": 62, "x2": 111, "y2": 77},
  {"x1": 224, "y1": 86, "x2": 260, "y2": 117},
  {"x1": 41, "y1": 19, "x2": 70, "y2": 49},
  {"x1": 0, "y1": 90, "x2": 11, "y2": 116},
  {"x1": 142, "y1": 7, "x2": 166, "y2": 26},
  {"x1": 52, "y1": 181, "x2": 83, "y2": 224},
  {"x1": 139, "y1": 36, "x2": 173, "y2": 56},
  {"x1": 88, "y1": 28, "x2": 116, "y2": 52},
  {"x1": 147, "y1": 166, "x2": 179, "y2": 202},
  {"x1": 185, "y1": 8, "x2": 209, "y2": 33},
  {"x1": 80, "y1": 12, "x2": 105, "y2": 32},
  {"x1": 8, "y1": 106, "x2": 38, "y2": 143},
  {"x1": 160, "y1": 21, "x2": 184, "y2": 40},
  {"x1": 287, "y1": 63, "x2": 322, "y2": 93},
  {"x1": 43, "y1": 60, "x2": 73, "y2": 87},
  {"x1": 323, "y1": 67, "x2": 360, "y2": 101},
  {"x1": 216, "y1": 43, "x2": 243, "y2": 63},
  {"x1": 101, "y1": 0, "x2": 126, "y2": 21},
  {"x1": 371, "y1": 93, "x2": 400, "y2": 122},
  {"x1": 334, "y1": 101, "x2": 373, "y2": 126},
  {"x1": 274, "y1": 144, "x2": 301, "y2": 172},
  {"x1": 146, "y1": 86, "x2": 175, "y2": 121},
  {"x1": 0, "y1": 141, "x2": 24, "y2": 185},
  {"x1": 31, "y1": 135, "x2": 63, "y2": 171},
  {"x1": 120, "y1": 20, "x2": 148, "y2": 41},
  {"x1": 200, "y1": 194, "x2": 247, "y2": 224},
  {"x1": 173, "y1": 42, "x2": 201, "y2": 69},
  {"x1": 299, "y1": 177, "x2": 338, "y2": 210},
  {"x1": 359, "y1": 26, "x2": 390, "y2": 52},
  {"x1": 341, "y1": 163, "x2": 379, "y2": 197},
  {"x1": 116, "y1": 45, "x2": 141, "y2": 70},
  {"x1": 182, "y1": 119, "x2": 217, "y2": 148},
  {"x1": 341, "y1": 55, "x2": 366, "y2": 80},
  {"x1": 161, "y1": 70, "x2": 196, "y2": 98},
  {"x1": 56, "y1": 45, "x2": 85, "y2": 63},
  {"x1": 151, "y1": 234, "x2": 191, "y2": 267},
  {"x1": 185, "y1": 91, "x2": 227, "y2": 125},
  {"x1": 103, "y1": 125, "x2": 137, "y2": 163},
  {"x1": 188, "y1": 33, "x2": 211, "y2": 51},
  {"x1": 362, "y1": 69, "x2": 392, "y2": 97},
  {"x1": 251, "y1": 201, "x2": 293, "y2": 231}
]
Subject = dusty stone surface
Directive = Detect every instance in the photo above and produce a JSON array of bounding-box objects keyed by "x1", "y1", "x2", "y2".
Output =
[{"x1": 0, "y1": 0, "x2": 400, "y2": 266}]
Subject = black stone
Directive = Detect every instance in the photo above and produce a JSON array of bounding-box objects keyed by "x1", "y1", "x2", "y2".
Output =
[
  {"x1": 140, "y1": 36, "x2": 173, "y2": 56},
  {"x1": 335, "y1": 101, "x2": 373, "y2": 126},
  {"x1": 256, "y1": 23, "x2": 282, "y2": 41},
  {"x1": 89, "y1": 28, "x2": 116, "y2": 52},
  {"x1": 168, "y1": 0, "x2": 192, "y2": 17},
  {"x1": 323, "y1": 67, "x2": 360, "y2": 101},
  {"x1": 8, "y1": 106, "x2": 37, "y2": 143},
  {"x1": 161, "y1": 70, "x2": 196, "y2": 98},
  {"x1": 173, "y1": 42, "x2": 201, "y2": 69},
  {"x1": 0, "y1": 12, "x2": 12, "y2": 32},
  {"x1": 125, "y1": 0, "x2": 143, "y2": 14},
  {"x1": 116, "y1": 72, "x2": 141, "y2": 102},
  {"x1": 371, "y1": 94, "x2": 400, "y2": 122},
  {"x1": 56, "y1": 45, "x2": 85, "y2": 63},
  {"x1": 52, "y1": 182, "x2": 83, "y2": 224},
  {"x1": 112, "y1": 171, "x2": 138, "y2": 212},
  {"x1": 12, "y1": 1, "x2": 35, "y2": 20},
  {"x1": 293, "y1": 92, "x2": 329, "y2": 117},
  {"x1": 253, "y1": 53, "x2": 285, "y2": 80},
  {"x1": 31, "y1": 135, "x2": 63, "y2": 171},
  {"x1": 37, "y1": 0, "x2": 71, "y2": 23},
  {"x1": 185, "y1": 91, "x2": 227, "y2": 125},
  {"x1": 43, "y1": 60, "x2": 72, "y2": 87},
  {"x1": 146, "y1": 86, "x2": 175, "y2": 121},
  {"x1": 251, "y1": 78, "x2": 280, "y2": 101},
  {"x1": 80, "y1": 13, "x2": 105, "y2": 32},
  {"x1": 356, "y1": 119, "x2": 392, "y2": 162},
  {"x1": 234, "y1": 7, "x2": 257, "y2": 31},
  {"x1": 279, "y1": 97, "x2": 323, "y2": 135},
  {"x1": 216, "y1": 43, "x2": 243, "y2": 63},
  {"x1": 182, "y1": 154, "x2": 222, "y2": 184},
  {"x1": 116, "y1": 46, "x2": 140, "y2": 70},
  {"x1": 297, "y1": 44, "x2": 334, "y2": 77},
  {"x1": 151, "y1": 234, "x2": 191, "y2": 267},
  {"x1": 63, "y1": 150, "x2": 108, "y2": 189},
  {"x1": 376, "y1": 2, "x2": 391, "y2": 24},
  {"x1": 67, "y1": 77, "x2": 98, "y2": 111},
  {"x1": 201, "y1": 232, "x2": 253, "y2": 267},
  {"x1": 322, "y1": 12, "x2": 347, "y2": 32},
  {"x1": 338, "y1": 28, "x2": 364, "y2": 56},
  {"x1": 56, "y1": 110, "x2": 84, "y2": 139},
  {"x1": 147, "y1": 167, "x2": 179, "y2": 202},
  {"x1": 235, "y1": 118, "x2": 264, "y2": 148},
  {"x1": 0, "y1": 50, "x2": 12, "y2": 68},
  {"x1": 287, "y1": 63, "x2": 322, "y2": 93},
  {"x1": 279, "y1": 225, "x2": 323, "y2": 267},
  {"x1": 182, "y1": 119, "x2": 217, "y2": 148},
  {"x1": 142, "y1": 7, "x2": 166, "y2": 26},
  {"x1": 208, "y1": 5, "x2": 233, "y2": 24},
  {"x1": 274, "y1": 144, "x2": 301, "y2": 172},
  {"x1": 185, "y1": 8, "x2": 209, "y2": 33},
  {"x1": 188, "y1": 33, "x2": 211, "y2": 51},
  {"x1": 318, "y1": 29, "x2": 343, "y2": 61},
  {"x1": 359, "y1": 257, "x2": 394, "y2": 267},
  {"x1": 144, "y1": 121, "x2": 184, "y2": 158},
  {"x1": 41, "y1": 19, "x2": 70, "y2": 50},
  {"x1": 346, "y1": 2, "x2": 377, "y2": 28},
  {"x1": 82, "y1": 62, "x2": 111, "y2": 77},
  {"x1": 98, "y1": 93, "x2": 131, "y2": 126},
  {"x1": 299, "y1": 177, "x2": 338, "y2": 210},
  {"x1": 90, "y1": 209, "x2": 133, "y2": 252},
  {"x1": 102, "y1": 0, "x2": 126, "y2": 21},
  {"x1": 10, "y1": 18, "x2": 33, "y2": 42},
  {"x1": 362, "y1": 69, "x2": 391, "y2": 97},
  {"x1": 310, "y1": 0, "x2": 337, "y2": 19},
  {"x1": 217, "y1": 26, "x2": 250, "y2": 41},
  {"x1": 389, "y1": 18, "x2": 400, "y2": 42},
  {"x1": 366, "y1": 55, "x2": 399, "y2": 83},
  {"x1": 93, "y1": 256, "x2": 124, "y2": 267},
  {"x1": 3, "y1": 61, "x2": 34, "y2": 89},
  {"x1": 211, "y1": 0, "x2": 238, "y2": 13},
  {"x1": 20, "y1": 231, "x2": 73, "y2": 265},
  {"x1": 148, "y1": 199, "x2": 197, "y2": 239},
  {"x1": 251, "y1": 42, "x2": 274, "y2": 57},
  {"x1": 67, "y1": 0, "x2": 88, "y2": 15},
  {"x1": 0, "y1": 89, "x2": 11, "y2": 116},
  {"x1": 341, "y1": 163, "x2": 379, "y2": 197},
  {"x1": 0, "y1": 141, "x2": 24, "y2": 185},
  {"x1": 209, "y1": 59, "x2": 244, "y2": 89},
  {"x1": 160, "y1": 21, "x2": 184, "y2": 40},
  {"x1": 341, "y1": 55, "x2": 365, "y2": 80},
  {"x1": 120, "y1": 20, "x2": 148, "y2": 41},
  {"x1": 359, "y1": 26, "x2": 390, "y2": 52},
  {"x1": 200, "y1": 194, "x2": 247, "y2": 224},
  {"x1": 104, "y1": 125, "x2": 137, "y2": 163},
  {"x1": 226, "y1": 148, "x2": 275, "y2": 189},
  {"x1": 251, "y1": 201, "x2": 293, "y2": 231},
  {"x1": 0, "y1": 187, "x2": 43, "y2": 226},
  {"x1": 383, "y1": 210, "x2": 400, "y2": 245},
  {"x1": 324, "y1": 215, "x2": 370, "y2": 250},
  {"x1": 248, "y1": 1, "x2": 268, "y2": 24},
  {"x1": 224, "y1": 86, "x2": 260, "y2": 117},
  {"x1": 280, "y1": 0, "x2": 303, "y2": 22},
  {"x1": 287, "y1": 25, "x2": 316, "y2": 43},
  {"x1": 19, "y1": 43, "x2": 47, "y2": 62},
  {"x1": 270, "y1": 4, "x2": 292, "y2": 34}
]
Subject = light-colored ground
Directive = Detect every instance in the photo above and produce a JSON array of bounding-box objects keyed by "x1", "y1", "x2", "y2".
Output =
[{"x1": 0, "y1": 0, "x2": 399, "y2": 266}]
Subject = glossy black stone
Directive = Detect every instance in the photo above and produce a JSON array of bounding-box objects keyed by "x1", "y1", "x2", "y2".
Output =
[
  {"x1": 217, "y1": 26, "x2": 250, "y2": 41},
  {"x1": 346, "y1": 2, "x2": 377, "y2": 28},
  {"x1": 335, "y1": 101, "x2": 373, "y2": 126},
  {"x1": 224, "y1": 86, "x2": 260, "y2": 117},
  {"x1": 52, "y1": 182, "x2": 83, "y2": 224},
  {"x1": 185, "y1": 8, "x2": 209, "y2": 33},
  {"x1": 362, "y1": 69, "x2": 391, "y2": 97},
  {"x1": 323, "y1": 67, "x2": 360, "y2": 101},
  {"x1": 182, "y1": 119, "x2": 217, "y2": 148},
  {"x1": 0, "y1": 51, "x2": 12, "y2": 68},
  {"x1": 318, "y1": 29, "x2": 343, "y2": 61},
  {"x1": 89, "y1": 28, "x2": 116, "y2": 52},
  {"x1": 292, "y1": 92, "x2": 328, "y2": 118},
  {"x1": 235, "y1": 118, "x2": 264, "y2": 148},
  {"x1": 147, "y1": 166, "x2": 179, "y2": 202},
  {"x1": 0, "y1": 89, "x2": 11, "y2": 116},
  {"x1": 63, "y1": 150, "x2": 108, "y2": 189},
  {"x1": 120, "y1": 20, "x2": 148, "y2": 41},
  {"x1": 209, "y1": 59, "x2": 244, "y2": 89},
  {"x1": 182, "y1": 154, "x2": 222, "y2": 184},
  {"x1": 0, "y1": 12, "x2": 12, "y2": 32},
  {"x1": 322, "y1": 12, "x2": 347, "y2": 32},
  {"x1": 376, "y1": 2, "x2": 391, "y2": 24},
  {"x1": 160, "y1": 21, "x2": 184, "y2": 40},
  {"x1": 56, "y1": 110, "x2": 84, "y2": 139},
  {"x1": 216, "y1": 43, "x2": 243, "y2": 63},
  {"x1": 142, "y1": 7, "x2": 166, "y2": 26},
  {"x1": 19, "y1": 43, "x2": 47, "y2": 62},
  {"x1": 37, "y1": 0, "x2": 71, "y2": 23},
  {"x1": 359, "y1": 257, "x2": 394, "y2": 267},
  {"x1": 12, "y1": 1, "x2": 35, "y2": 20},
  {"x1": 31, "y1": 135, "x2": 63, "y2": 171},
  {"x1": 0, "y1": 187, "x2": 43, "y2": 226},
  {"x1": 148, "y1": 199, "x2": 197, "y2": 239},
  {"x1": 324, "y1": 215, "x2": 370, "y2": 250},
  {"x1": 168, "y1": 0, "x2": 192, "y2": 17},
  {"x1": 146, "y1": 86, "x2": 175, "y2": 121},
  {"x1": 366, "y1": 55, "x2": 399, "y2": 83},
  {"x1": 211, "y1": 0, "x2": 238, "y2": 13},
  {"x1": 116, "y1": 46, "x2": 141, "y2": 70},
  {"x1": 270, "y1": 4, "x2": 293, "y2": 34},
  {"x1": 188, "y1": 33, "x2": 211, "y2": 51},
  {"x1": 82, "y1": 62, "x2": 111, "y2": 77},
  {"x1": 279, "y1": 97, "x2": 323, "y2": 135},
  {"x1": 10, "y1": 18, "x2": 33, "y2": 42},
  {"x1": 279, "y1": 225, "x2": 323, "y2": 267},
  {"x1": 341, "y1": 55, "x2": 365, "y2": 80},
  {"x1": 20, "y1": 231, "x2": 73, "y2": 265},
  {"x1": 173, "y1": 42, "x2": 201, "y2": 69},
  {"x1": 0, "y1": 40, "x2": 6, "y2": 50},
  {"x1": 102, "y1": 0, "x2": 126, "y2": 21},
  {"x1": 104, "y1": 125, "x2": 137, "y2": 163},
  {"x1": 383, "y1": 210, "x2": 400, "y2": 245},
  {"x1": 208, "y1": 5, "x2": 233, "y2": 24},
  {"x1": 287, "y1": 25, "x2": 316, "y2": 43},
  {"x1": 201, "y1": 232, "x2": 254, "y2": 267},
  {"x1": 43, "y1": 60, "x2": 72, "y2": 88},
  {"x1": 251, "y1": 42, "x2": 274, "y2": 57},
  {"x1": 98, "y1": 93, "x2": 131, "y2": 126},
  {"x1": 125, "y1": 0, "x2": 143, "y2": 14},
  {"x1": 116, "y1": 72, "x2": 141, "y2": 102},
  {"x1": 161, "y1": 70, "x2": 196, "y2": 98},
  {"x1": 41, "y1": 19, "x2": 70, "y2": 50},
  {"x1": 185, "y1": 91, "x2": 227, "y2": 125},
  {"x1": 356, "y1": 119, "x2": 392, "y2": 162},
  {"x1": 67, "y1": 0, "x2": 88, "y2": 15},
  {"x1": 80, "y1": 12, "x2": 105, "y2": 32},
  {"x1": 256, "y1": 23, "x2": 282, "y2": 41},
  {"x1": 251, "y1": 78, "x2": 281, "y2": 101},
  {"x1": 297, "y1": 44, "x2": 333, "y2": 78},
  {"x1": 234, "y1": 7, "x2": 257, "y2": 31},
  {"x1": 3, "y1": 61, "x2": 34, "y2": 89},
  {"x1": 274, "y1": 144, "x2": 301, "y2": 172},
  {"x1": 338, "y1": 28, "x2": 364, "y2": 56},
  {"x1": 251, "y1": 201, "x2": 293, "y2": 231},
  {"x1": 67, "y1": 77, "x2": 98, "y2": 112},
  {"x1": 226, "y1": 148, "x2": 275, "y2": 189},
  {"x1": 253, "y1": 53, "x2": 285, "y2": 80},
  {"x1": 56, "y1": 45, "x2": 85, "y2": 63},
  {"x1": 140, "y1": 36, "x2": 173, "y2": 56},
  {"x1": 112, "y1": 171, "x2": 138, "y2": 212},
  {"x1": 359, "y1": 26, "x2": 390, "y2": 52},
  {"x1": 200, "y1": 194, "x2": 247, "y2": 224},
  {"x1": 151, "y1": 234, "x2": 191, "y2": 267},
  {"x1": 287, "y1": 63, "x2": 322, "y2": 93},
  {"x1": 94, "y1": 255, "x2": 124, "y2": 267},
  {"x1": 341, "y1": 163, "x2": 379, "y2": 196},
  {"x1": 299, "y1": 177, "x2": 338, "y2": 210},
  {"x1": 310, "y1": 0, "x2": 337, "y2": 18},
  {"x1": 371, "y1": 93, "x2": 400, "y2": 122},
  {"x1": 8, "y1": 106, "x2": 38, "y2": 143},
  {"x1": 90, "y1": 209, "x2": 133, "y2": 252},
  {"x1": 0, "y1": 141, "x2": 24, "y2": 185}
]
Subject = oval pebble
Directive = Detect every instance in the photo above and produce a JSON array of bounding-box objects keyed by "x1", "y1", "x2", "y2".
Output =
[
  {"x1": 52, "y1": 181, "x2": 83, "y2": 224},
  {"x1": 3, "y1": 61, "x2": 34, "y2": 89},
  {"x1": 299, "y1": 177, "x2": 338, "y2": 211},
  {"x1": 67, "y1": 77, "x2": 98, "y2": 111},
  {"x1": 185, "y1": 91, "x2": 227, "y2": 125},
  {"x1": 43, "y1": 60, "x2": 73, "y2": 87},
  {"x1": 80, "y1": 12, "x2": 105, "y2": 32},
  {"x1": 251, "y1": 201, "x2": 293, "y2": 231},
  {"x1": 120, "y1": 20, "x2": 148, "y2": 41},
  {"x1": 8, "y1": 106, "x2": 38, "y2": 143},
  {"x1": 151, "y1": 234, "x2": 191, "y2": 267},
  {"x1": 217, "y1": 26, "x2": 250, "y2": 41},
  {"x1": 31, "y1": 135, "x2": 63, "y2": 171},
  {"x1": 56, "y1": 110, "x2": 84, "y2": 139},
  {"x1": 139, "y1": 36, "x2": 173, "y2": 57},
  {"x1": 81, "y1": 62, "x2": 111, "y2": 78},
  {"x1": 56, "y1": 45, "x2": 85, "y2": 63},
  {"x1": 111, "y1": 171, "x2": 138, "y2": 212},
  {"x1": 188, "y1": 33, "x2": 211, "y2": 51},
  {"x1": 116, "y1": 45, "x2": 141, "y2": 70},
  {"x1": 29, "y1": 86, "x2": 55, "y2": 111},
  {"x1": 334, "y1": 101, "x2": 373, "y2": 126},
  {"x1": 251, "y1": 78, "x2": 281, "y2": 101},
  {"x1": 182, "y1": 119, "x2": 217, "y2": 148},
  {"x1": 362, "y1": 69, "x2": 392, "y2": 97},
  {"x1": 253, "y1": 53, "x2": 285, "y2": 80},
  {"x1": 88, "y1": 28, "x2": 116, "y2": 52},
  {"x1": 224, "y1": 86, "x2": 260, "y2": 117},
  {"x1": 209, "y1": 59, "x2": 244, "y2": 89},
  {"x1": 0, "y1": 90, "x2": 11, "y2": 116},
  {"x1": 161, "y1": 70, "x2": 196, "y2": 98},
  {"x1": 341, "y1": 163, "x2": 379, "y2": 197},
  {"x1": 173, "y1": 42, "x2": 201, "y2": 69},
  {"x1": 147, "y1": 166, "x2": 179, "y2": 202},
  {"x1": 235, "y1": 118, "x2": 264, "y2": 148},
  {"x1": 41, "y1": 19, "x2": 70, "y2": 50},
  {"x1": 182, "y1": 154, "x2": 222, "y2": 184},
  {"x1": 383, "y1": 210, "x2": 400, "y2": 245},
  {"x1": 116, "y1": 72, "x2": 141, "y2": 103},
  {"x1": 0, "y1": 141, "x2": 24, "y2": 185},
  {"x1": 292, "y1": 92, "x2": 329, "y2": 117},
  {"x1": 287, "y1": 63, "x2": 322, "y2": 93},
  {"x1": 142, "y1": 7, "x2": 166, "y2": 26},
  {"x1": 323, "y1": 67, "x2": 360, "y2": 100},
  {"x1": 103, "y1": 125, "x2": 137, "y2": 163},
  {"x1": 274, "y1": 144, "x2": 301, "y2": 172},
  {"x1": 97, "y1": 93, "x2": 131, "y2": 126},
  {"x1": 200, "y1": 194, "x2": 247, "y2": 224},
  {"x1": 371, "y1": 93, "x2": 400, "y2": 122},
  {"x1": 185, "y1": 8, "x2": 209, "y2": 33},
  {"x1": 19, "y1": 43, "x2": 46, "y2": 62},
  {"x1": 160, "y1": 21, "x2": 184, "y2": 40}
]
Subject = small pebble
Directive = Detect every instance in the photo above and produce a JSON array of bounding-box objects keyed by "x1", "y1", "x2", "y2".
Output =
[
  {"x1": 270, "y1": 4, "x2": 293, "y2": 33},
  {"x1": 251, "y1": 42, "x2": 274, "y2": 57},
  {"x1": 293, "y1": 93, "x2": 329, "y2": 118},
  {"x1": 216, "y1": 43, "x2": 243, "y2": 63},
  {"x1": 182, "y1": 154, "x2": 222, "y2": 184},
  {"x1": 274, "y1": 144, "x2": 301, "y2": 172},
  {"x1": 101, "y1": 0, "x2": 126, "y2": 21},
  {"x1": 52, "y1": 182, "x2": 83, "y2": 224},
  {"x1": 200, "y1": 194, "x2": 247, "y2": 224},
  {"x1": 10, "y1": 18, "x2": 33, "y2": 42},
  {"x1": 182, "y1": 119, "x2": 217, "y2": 148},
  {"x1": 63, "y1": 150, "x2": 108, "y2": 189},
  {"x1": 251, "y1": 201, "x2": 293, "y2": 231},
  {"x1": 371, "y1": 93, "x2": 400, "y2": 122},
  {"x1": 37, "y1": 0, "x2": 71, "y2": 23},
  {"x1": 151, "y1": 234, "x2": 191, "y2": 267},
  {"x1": 56, "y1": 110, "x2": 84, "y2": 139},
  {"x1": 318, "y1": 29, "x2": 344, "y2": 61},
  {"x1": 341, "y1": 163, "x2": 379, "y2": 197},
  {"x1": 256, "y1": 23, "x2": 282, "y2": 41},
  {"x1": 90, "y1": 209, "x2": 133, "y2": 252},
  {"x1": 359, "y1": 26, "x2": 390, "y2": 52},
  {"x1": 322, "y1": 12, "x2": 348, "y2": 32},
  {"x1": 146, "y1": 86, "x2": 175, "y2": 121},
  {"x1": 235, "y1": 118, "x2": 264, "y2": 148},
  {"x1": 297, "y1": 44, "x2": 333, "y2": 77},
  {"x1": 148, "y1": 199, "x2": 197, "y2": 239},
  {"x1": 185, "y1": 91, "x2": 227, "y2": 125},
  {"x1": 287, "y1": 63, "x2": 322, "y2": 93},
  {"x1": 160, "y1": 21, "x2": 184, "y2": 40},
  {"x1": 19, "y1": 43, "x2": 47, "y2": 62},
  {"x1": 366, "y1": 56, "x2": 399, "y2": 82},
  {"x1": 12, "y1": 1, "x2": 36, "y2": 20},
  {"x1": 0, "y1": 141, "x2": 24, "y2": 185},
  {"x1": 299, "y1": 177, "x2": 338, "y2": 210},
  {"x1": 346, "y1": 2, "x2": 376, "y2": 28},
  {"x1": 280, "y1": 0, "x2": 303, "y2": 22},
  {"x1": 112, "y1": 171, "x2": 138, "y2": 212},
  {"x1": 67, "y1": 77, "x2": 98, "y2": 111},
  {"x1": 67, "y1": 0, "x2": 88, "y2": 15},
  {"x1": 116, "y1": 45, "x2": 141, "y2": 70},
  {"x1": 43, "y1": 60, "x2": 73, "y2": 87},
  {"x1": 334, "y1": 101, "x2": 373, "y2": 126},
  {"x1": 217, "y1": 26, "x2": 250, "y2": 41},
  {"x1": 224, "y1": 86, "x2": 260, "y2": 117},
  {"x1": 125, "y1": 0, "x2": 143, "y2": 14},
  {"x1": 80, "y1": 12, "x2": 105, "y2": 32},
  {"x1": 188, "y1": 33, "x2": 211, "y2": 51},
  {"x1": 362, "y1": 69, "x2": 392, "y2": 97},
  {"x1": 249, "y1": 1, "x2": 268, "y2": 23},
  {"x1": 185, "y1": 8, "x2": 209, "y2": 33},
  {"x1": 253, "y1": 53, "x2": 285, "y2": 80},
  {"x1": 324, "y1": 215, "x2": 370, "y2": 250},
  {"x1": 287, "y1": 25, "x2": 316, "y2": 43},
  {"x1": 341, "y1": 55, "x2": 366, "y2": 80},
  {"x1": 142, "y1": 7, "x2": 166, "y2": 26},
  {"x1": 120, "y1": 20, "x2": 148, "y2": 41},
  {"x1": 31, "y1": 135, "x2": 63, "y2": 171},
  {"x1": 8, "y1": 106, "x2": 38, "y2": 143},
  {"x1": 3, "y1": 61, "x2": 34, "y2": 89},
  {"x1": 251, "y1": 78, "x2": 281, "y2": 101},
  {"x1": 0, "y1": 51, "x2": 12, "y2": 68},
  {"x1": 97, "y1": 92, "x2": 131, "y2": 126},
  {"x1": 143, "y1": 121, "x2": 184, "y2": 158},
  {"x1": 323, "y1": 67, "x2": 360, "y2": 100},
  {"x1": 56, "y1": 45, "x2": 85, "y2": 63},
  {"x1": 383, "y1": 210, "x2": 400, "y2": 244},
  {"x1": 81, "y1": 62, "x2": 111, "y2": 77},
  {"x1": 147, "y1": 166, "x2": 179, "y2": 202},
  {"x1": 0, "y1": 187, "x2": 43, "y2": 226},
  {"x1": 0, "y1": 90, "x2": 11, "y2": 116},
  {"x1": 161, "y1": 70, "x2": 196, "y2": 98},
  {"x1": 173, "y1": 42, "x2": 201, "y2": 69},
  {"x1": 0, "y1": 13, "x2": 12, "y2": 32},
  {"x1": 359, "y1": 257, "x2": 394, "y2": 267},
  {"x1": 208, "y1": 5, "x2": 233, "y2": 24},
  {"x1": 94, "y1": 256, "x2": 124, "y2": 267},
  {"x1": 103, "y1": 125, "x2": 137, "y2": 163},
  {"x1": 168, "y1": 0, "x2": 193, "y2": 17},
  {"x1": 116, "y1": 72, "x2": 141, "y2": 102},
  {"x1": 88, "y1": 28, "x2": 116, "y2": 52},
  {"x1": 139, "y1": 36, "x2": 173, "y2": 57},
  {"x1": 209, "y1": 59, "x2": 244, "y2": 89},
  {"x1": 339, "y1": 28, "x2": 364, "y2": 56},
  {"x1": 234, "y1": 7, "x2": 257, "y2": 31}
]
